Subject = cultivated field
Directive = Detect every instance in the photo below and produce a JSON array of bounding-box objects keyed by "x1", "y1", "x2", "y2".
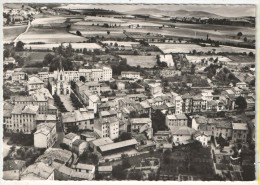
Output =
[
  {"x1": 153, "y1": 43, "x2": 255, "y2": 54},
  {"x1": 17, "y1": 28, "x2": 87, "y2": 43},
  {"x1": 119, "y1": 55, "x2": 157, "y2": 68},
  {"x1": 3, "y1": 25, "x2": 27, "y2": 43},
  {"x1": 186, "y1": 55, "x2": 232, "y2": 63}
]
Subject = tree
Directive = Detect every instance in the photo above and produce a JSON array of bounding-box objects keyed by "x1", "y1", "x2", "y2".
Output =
[
  {"x1": 218, "y1": 133, "x2": 226, "y2": 152},
  {"x1": 151, "y1": 110, "x2": 167, "y2": 133},
  {"x1": 133, "y1": 50, "x2": 138, "y2": 55},
  {"x1": 122, "y1": 158, "x2": 131, "y2": 169},
  {"x1": 112, "y1": 165, "x2": 126, "y2": 180},
  {"x1": 79, "y1": 76, "x2": 86, "y2": 82},
  {"x1": 119, "y1": 132, "x2": 132, "y2": 141},
  {"x1": 163, "y1": 149, "x2": 171, "y2": 164},
  {"x1": 76, "y1": 30, "x2": 82, "y2": 36},
  {"x1": 191, "y1": 64, "x2": 196, "y2": 74},
  {"x1": 248, "y1": 52, "x2": 254, "y2": 57},
  {"x1": 128, "y1": 170, "x2": 142, "y2": 180},
  {"x1": 235, "y1": 96, "x2": 247, "y2": 111},
  {"x1": 16, "y1": 41, "x2": 25, "y2": 51},
  {"x1": 243, "y1": 37, "x2": 248, "y2": 42},
  {"x1": 107, "y1": 31, "x2": 110, "y2": 35},
  {"x1": 237, "y1": 32, "x2": 243, "y2": 37}
]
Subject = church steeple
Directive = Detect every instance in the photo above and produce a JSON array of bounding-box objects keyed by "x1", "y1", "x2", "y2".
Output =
[{"x1": 59, "y1": 56, "x2": 63, "y2": 71}]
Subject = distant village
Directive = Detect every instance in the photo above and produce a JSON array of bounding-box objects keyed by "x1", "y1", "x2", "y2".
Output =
[{"x1": 3, "y1": 3, "x2": 256, "y2": 181}]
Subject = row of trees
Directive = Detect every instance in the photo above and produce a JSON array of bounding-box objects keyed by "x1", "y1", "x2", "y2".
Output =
[
  {"x1": 53, "y1": 94, "x2": 67, "y2": 112},
  {"x1": 70, "y1": 93, "x2": 84, "y2": 109}
]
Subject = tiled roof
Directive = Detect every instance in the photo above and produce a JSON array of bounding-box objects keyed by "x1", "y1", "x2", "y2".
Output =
[
  {"x1": 28, "y1": 76, "x2": 44, "y2": 84},
  {"x1": 64, "y1": 132, "x2": 79, "y2": 140},
  {"x1": 173, "y1": 126, "x2": 196, "y2": 136},
  {"x1": 21, "y1": 162, "x2": 54, "y2": 180}
]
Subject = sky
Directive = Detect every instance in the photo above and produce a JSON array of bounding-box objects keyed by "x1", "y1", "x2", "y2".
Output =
[{"x1": 58, "y1": 4, "x2": 256, "y2": 17}]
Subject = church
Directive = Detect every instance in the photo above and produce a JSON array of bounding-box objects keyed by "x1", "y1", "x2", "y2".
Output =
[{"x1": 49, "y1": 59, "x2": 71, "y2": 96}]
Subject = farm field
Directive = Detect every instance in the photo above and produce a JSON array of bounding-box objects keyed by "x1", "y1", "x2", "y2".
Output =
[
  {"x1": 119, "y1": 55, "x2": 157, "y2": 68},
  {"x1": 3, "y1": 25, "x2": 27, "y2": 43},
  {"x1": 153, "y1": 43, "x2": 255, "y2": 54},
  {"x1": 24, "y1": 43, "x2": 103, "y2": 50},
  {"x1": 17, "y1": 28, "x2": 87, "y2": 43}
]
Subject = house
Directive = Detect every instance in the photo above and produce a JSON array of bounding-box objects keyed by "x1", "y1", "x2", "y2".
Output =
[
  {"x1": 62, "y1": 110, "x2": 94, "y2": 133},
  {"x1": 88, "y1": 94, "x2": 101, "y2": 113},
  {"x1": 63, "y1": 133, "x2": 80, "y2": 148},
  {"x1": 71, "y1": 139, "x2": 88, "y2": 155},
  {"x1": 27, "y1": 76, "x2": 45, "y2": 92},
  {"x1": 4, "y1": 57, "x2": 16, "y2": 65},
  {"x1": 98, "y1": 166, "x2": 113, "y2": 179},
  {"x1": 73, "y1": 163, "x2": 95, "y2": 174},
  {"x1": 193, "y1": 131, "x2": 210, "y2": 147},
  {"x1": 149, "y1": 83, "x2": 163, "y2": 95},
  {"x1": 80, "y1": 131, "x2": 97, "y2": 142},
  {"x1": 232, "y1": 123, "x2": 248, "y2": 143},
  {"x1": 191, "y1": 115, "x2": 207, "y2": 130},
  {"x1": 160, "y1": 54, "x2": 174, "y2": 67},
  {"x1": 121, "y1": 71, "x2": 140, "y2": 79},
  {"x1": 20, "y1": 162, "x2": 55, "y2": 180},
  {"x1": 166, "y1": 114, "x2": 188, "y2": 132},
  {"x1": 34, "y1": 122, "x2": 57, "y2": 149},
  {"x1": 172, "y1": 126, "x2": 196, "y2": 145},
  {"x1": 236, "y1": 82, "x2": 247, "y2": 89},
  {"x1": 94, "y1": 117, "x2": 119, "y2": 140},
  {"x1": 181, "y1": 94, "x2": 193, "y2": 114},
  {"x1": 36, "y1": 148, "x2": 73, "y2": 167},
  {"x1": 171, "y1": 93, "x2": 183, "y2": 115},
  {"x1": 116, "y1": 81, "x2": 125, "y2": 90},
  {"x1": 129, "y1": 118, "x2": 152, "y2": 136},
  {"x1": 209, "y1": 118, "x2": 233, "y2": 140},
  {"x1": 10, "y1": 104, "x2": 39, "y2": 134}
]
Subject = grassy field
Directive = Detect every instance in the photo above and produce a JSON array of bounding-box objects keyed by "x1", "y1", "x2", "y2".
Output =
[
  {"x1": 17, "y1": 27, "x2": 87, "y2": 43},
  {"x1": 16, "y1": 51, "x2": 54, "y2": 66},
  {"x1": 3, "y1": 25, "x2": 27, "y2": 43},
  {"x1": 119, "y1": 55, "x2": 157, "y2": 68},
  {"x1": 153, "y1": 43, "x2": 255, "y2": 54}
]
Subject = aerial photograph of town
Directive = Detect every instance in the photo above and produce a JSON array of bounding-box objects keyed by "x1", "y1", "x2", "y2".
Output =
[{"x1": 2, "y1": 3, "x2": 256, "y2": 181}]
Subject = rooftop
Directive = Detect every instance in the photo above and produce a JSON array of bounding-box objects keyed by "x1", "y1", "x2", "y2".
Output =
[
  {"x1": 64, "y1": 132, "x2": 79, "y2": 140},
  {"x1": 73, "y1": 163, "x2": 95, "y2": 171},
  {"x1": 130, "y1": 118, "x2": 152, "y2": 124},
  {"x1": 92, "y1": 137, "x2": 113, "y2": 147},
  {"x1": 28, "y1": 76, "x2": 44, "y2": 85},
  {"x1": 173, "y1": 126, "x2": 196, "y2": 136},
  {"x1": 99, "y1": 139, "x2": 138, "y2": 152},
  {"x1": 232, "y1": 123, "x2": 248, "y2": 130},
  {"x1": 21, "y1": 162, "x2": 54, "y2": 180}
]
